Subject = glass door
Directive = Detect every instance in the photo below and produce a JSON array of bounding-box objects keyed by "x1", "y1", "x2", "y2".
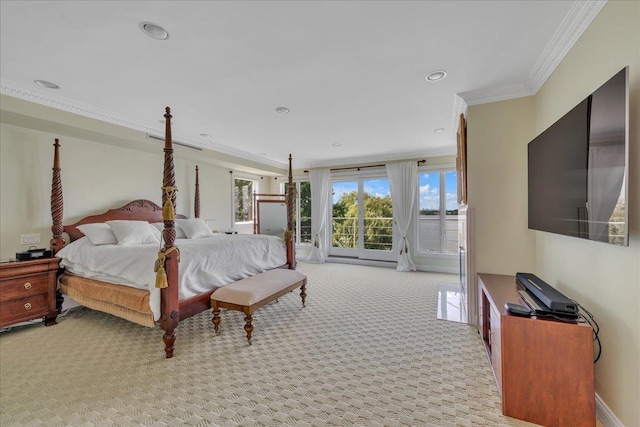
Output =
[{"x1": 331, "y1": 178, "x2": 394, "y2": 261}]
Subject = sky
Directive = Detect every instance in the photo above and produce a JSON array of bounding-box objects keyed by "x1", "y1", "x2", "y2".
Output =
[
  {"x1": 419, "y1": 171, "x2": 458, "y2": 211},
  {"x1": 331, "y1": 172, "x2": 458, "y2": 211}
]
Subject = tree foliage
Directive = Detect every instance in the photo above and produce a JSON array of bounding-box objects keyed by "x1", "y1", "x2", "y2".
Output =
[
  {"x1": 234, "y1": 179, "x2": 253, "y2": 222},
  {"x1": 297, "y1": 182, "x2": 311, "y2": 243},
  {"x1": 332, "y1": 191, "x2": 393, "y2": 250}
]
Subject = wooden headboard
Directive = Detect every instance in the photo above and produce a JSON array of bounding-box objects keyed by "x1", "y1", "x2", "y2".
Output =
[{"x1": 63, "y1": 200, "x2": 187, "y2": 242}]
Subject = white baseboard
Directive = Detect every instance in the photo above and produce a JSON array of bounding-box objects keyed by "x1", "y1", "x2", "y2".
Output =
[
  {"x1": 326, "y1": 257, "x2": 397, "y2": 269},
  {"x1": 596, "y1": 393, "x2": 624, "y2": 427},
  {"x1": 416, "y1": 264, "x2": 459, "y2": 275}
]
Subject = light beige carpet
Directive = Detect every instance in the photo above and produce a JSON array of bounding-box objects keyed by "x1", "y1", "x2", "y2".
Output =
[{"x1": 0, "y1": 262, "x2": 537, "y2": 426}]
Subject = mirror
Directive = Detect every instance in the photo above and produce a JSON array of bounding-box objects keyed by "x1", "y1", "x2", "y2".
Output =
[{"x1": 256, "y1": 200, "x2": 287, "y2": 237}]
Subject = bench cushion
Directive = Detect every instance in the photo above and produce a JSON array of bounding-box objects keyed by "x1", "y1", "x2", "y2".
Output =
[{"x1": 211, "y1": 269, "x2": 306, "y2": 306}]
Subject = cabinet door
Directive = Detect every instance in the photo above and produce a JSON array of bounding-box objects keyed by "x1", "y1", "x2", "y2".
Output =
[{"x1": 490, "y1": 306, "x2": 502, "y2": 395}]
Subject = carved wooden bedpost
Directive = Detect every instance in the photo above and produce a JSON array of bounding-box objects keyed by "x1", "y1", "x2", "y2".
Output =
[
  {"x1": 50, "y1": 139, "x2": 64, "y2": 255},
  {"x1": 159, "y1": 107, "x2": 180, "y2": 358},
  {"x1": 286, "y1": 154, "x2": 296, "y2": 269},
  {"x1": 194, "y1": 166, "x2": 200, "y2": 219},
  {"x1": 50, "y1": 138, "x2": 65, "y2": 314}
]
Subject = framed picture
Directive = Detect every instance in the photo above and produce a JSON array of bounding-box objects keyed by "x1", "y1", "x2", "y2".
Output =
[{"x1": 457, "y1": 113, "x2": 468, "y2": 205}]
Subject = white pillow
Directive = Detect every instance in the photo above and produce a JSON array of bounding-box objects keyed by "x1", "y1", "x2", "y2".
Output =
[
  {"x1": 77, "y1": 223, "x2": 117, "y2": 245},
  {"x1": 177, "y1": 218, "x2": 214, "y2": 239},
  {"x1": 151, "y1": 222, "x2": 187, "y2": 239},
  {"x1": 106, "y1": 220, "x2": 160, "y2": 245},
  {"x1": 148, "y1": 223, "x2": 161, "y2": 240}
]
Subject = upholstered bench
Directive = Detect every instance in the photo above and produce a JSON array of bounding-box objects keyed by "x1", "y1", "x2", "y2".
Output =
[{"x1": 211, "y1": 269, "x2": 307, "y2": 344}]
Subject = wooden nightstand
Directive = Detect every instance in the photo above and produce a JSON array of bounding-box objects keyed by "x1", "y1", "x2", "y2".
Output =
[{"x1": 0, "y1": 258, "x2": 60, "y2": 328}]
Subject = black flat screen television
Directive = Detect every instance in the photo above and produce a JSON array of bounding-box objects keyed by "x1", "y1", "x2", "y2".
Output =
[{"x1": 528, "y1": 67, "x2": 629, "y2": 246}]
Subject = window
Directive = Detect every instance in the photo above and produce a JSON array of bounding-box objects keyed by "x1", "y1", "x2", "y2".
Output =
[
  {"x1": 284, "y1": 181, "x2": 312, "y2": 245},
  {"x1": 297, "y1": 181, "x2": 312, "y2": 244},
  {"x1": 331, "y1": 176, "x2": 394, "y2": 261},
  {"x1": 416, "y1": 168, "x2": 458, "y2": 254},
  {"x1": 234, "y1": 176, "x2": 258, "y2": 225}
]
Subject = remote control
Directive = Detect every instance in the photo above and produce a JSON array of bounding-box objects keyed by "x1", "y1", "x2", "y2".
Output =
[{"x1": 505, "y1": 303, "x2": 533, "y2": 317}]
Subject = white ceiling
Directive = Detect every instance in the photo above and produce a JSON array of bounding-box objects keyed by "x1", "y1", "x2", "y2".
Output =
[{"x1": 0, "y1": 1, "x2": 606, "y2": 170}]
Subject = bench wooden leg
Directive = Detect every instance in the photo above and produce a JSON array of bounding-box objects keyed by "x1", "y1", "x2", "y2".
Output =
[
  {"x1": 300, "y1": 283, "x2": 307, "y2": 307},
  {"x1": 212, "y1": 306, "x2": 221, "y2": 335},
  {"x1": 244, "y1": 313, "x2": 254, "y2": 345}
]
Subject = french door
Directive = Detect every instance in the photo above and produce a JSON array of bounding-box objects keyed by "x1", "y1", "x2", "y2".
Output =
[{"x1": 330, "y1": 177, "x2": 395, "y2": 261}]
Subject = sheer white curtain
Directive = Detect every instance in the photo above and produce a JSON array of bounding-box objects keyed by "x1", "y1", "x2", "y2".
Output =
[
  {"x1": 587, "y1": 143, "x2": 625, "y2": 242},
  {"x1": 386, "y1": 161, "x2": 417, "y2": 271},
  {"x1": 306, "y1": 168, "x2": 330, "y2": 263}
]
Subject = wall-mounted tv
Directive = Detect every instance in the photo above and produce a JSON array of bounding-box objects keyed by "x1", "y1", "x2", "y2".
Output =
[{"x1": 528, "y1": 67, "x2": 629, "y2": 246}]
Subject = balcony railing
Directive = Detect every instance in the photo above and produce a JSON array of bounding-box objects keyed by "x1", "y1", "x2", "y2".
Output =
[
  {"x1": 331, "y1": 217, "x2": 394, "y2": 251},
  {"x1": 294, "y1": 217, "x2": 312, "y2": 244},
  {"x1": 299, "y1": 215, "x2": 459, "y2": 253},
  {"x1": 418, "y1": 215, "x2": 459, "y2": 253}
]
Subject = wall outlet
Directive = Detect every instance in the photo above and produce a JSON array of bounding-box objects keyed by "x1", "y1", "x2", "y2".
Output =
[{"x1": 20, "y1": 233, "x2": 41, "y2": 245}]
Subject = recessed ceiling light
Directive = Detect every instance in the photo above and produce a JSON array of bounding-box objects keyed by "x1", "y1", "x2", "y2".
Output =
[
  {"x1": 200, "y1": 133, "x2": 211, "y2": 138},
  {"x1": 257, "y1": 152, "x2": 267, "y2": 156},
  {"x1": 33, "y1": 80, "x2": 59, "y2": 89},
  {"x1": 434, "y1": 128, "x2": 445, "y2": 133},
  {"x1": 332, "y1": 143, "x2": 341, "y2": 147},
  {"x1": 139, "y1": 22, "x2": 169, "y2": 40},
  {"x1": 425, "y1": 70, "x2": 447, "y2": 82},
  {"x1": 275, "y1": 107, "x2": 290, "y2": 114}
]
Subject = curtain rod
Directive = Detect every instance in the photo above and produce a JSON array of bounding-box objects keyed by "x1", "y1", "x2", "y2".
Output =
[{"x1": 304, "y1": 159, "x2": 425, "y2": 173}]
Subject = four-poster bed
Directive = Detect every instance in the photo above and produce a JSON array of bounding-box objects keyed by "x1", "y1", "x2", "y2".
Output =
[{"x1": 50, "y1": 107, "x2": 297, "y2": 358}]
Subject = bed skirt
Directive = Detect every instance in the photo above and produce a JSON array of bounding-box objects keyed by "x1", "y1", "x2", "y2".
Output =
[{"x1": 58, "y1": 274, "x2": 155, "y2": 327}]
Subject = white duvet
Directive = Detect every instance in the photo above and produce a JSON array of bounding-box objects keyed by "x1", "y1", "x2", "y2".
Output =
[{"x1": 56, "y1": 234, "x2": 287, "y2": 320}]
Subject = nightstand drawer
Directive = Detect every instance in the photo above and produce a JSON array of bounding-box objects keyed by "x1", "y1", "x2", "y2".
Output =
[
  {"x1": 0, "y1": 274, "x2": 49, "y2": 302},
  {"x1": 0, "y1": 293, "x2": 49, "y2": 326}
]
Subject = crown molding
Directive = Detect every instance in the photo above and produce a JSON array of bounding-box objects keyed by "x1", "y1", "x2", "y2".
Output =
[
  {"x1": 452, "y1": 94, "x2": 468, "y2": 128},
  {"x1": 303, "y1": 145, "x2": 456, "y2": 170},
  {"x1": 458, "y1": 82, "x2": 534, "y2": 107},
  {"x1": 0, "y1": 78, "x2": 287, "y2": 170},
  {"x1": 1, "y1": 0, "x2": 607, "y2": 168},
  {"x1": 459, "y1": 0, "x2": 607, "y2": 106},
  {"x1": 1, "y1": 78, "x2": 160, "y2": 134},
  {"x1": 527, "y1": 0, "x2": 607, "y2": 92}
]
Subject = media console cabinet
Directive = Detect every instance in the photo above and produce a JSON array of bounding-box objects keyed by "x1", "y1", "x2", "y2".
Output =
[{"x1": 477, "y1": 273, "x2": 595, "y2": 427}]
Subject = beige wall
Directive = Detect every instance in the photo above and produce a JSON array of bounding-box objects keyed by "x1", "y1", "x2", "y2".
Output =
[
  {"x1": 0, "y1": 122, "x2": 234, "y2": 259},
  {"x1": 467, "y1": 96, "x2": 537, "y2": 275},
  {"x1": 467, "y1": 2, "x2": 639, "y2": 425},
  {"x1": 0, "y1": 96, "x2": 288, "y2": 260},
  {"x1": 534, "y1": 3, "x2": 639, "y2": 425}
]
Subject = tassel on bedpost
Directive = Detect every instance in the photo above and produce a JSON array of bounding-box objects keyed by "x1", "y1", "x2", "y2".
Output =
[
  {"x1": 159, "y1": 106, "x2": 180, "y2": 358},
  {"x1": 161, "y1": 106, "x2": 177, "y2": 247},
  {"x1": 155, "y1": 246, "x2": 178, "y2": 289},
  {"x1": 161, "y1": 186, "x2": 177, "y2": 221}
]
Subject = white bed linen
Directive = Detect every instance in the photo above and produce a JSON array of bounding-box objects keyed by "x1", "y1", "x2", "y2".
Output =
[{"x1": 56, "y1": 234, "x2": 287, "y2": 320}]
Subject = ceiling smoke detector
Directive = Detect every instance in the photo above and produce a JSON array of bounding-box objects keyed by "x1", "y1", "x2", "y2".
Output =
[{"x1": 139, "y1": 22, "x2": 169, "y2": 40}]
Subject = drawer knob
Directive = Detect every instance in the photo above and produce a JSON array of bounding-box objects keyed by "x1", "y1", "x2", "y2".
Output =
[
  {"x1": 24, "y1": 282, "x2": 32, "y2": 290},
  {"x1": 24, "y1": 303, "x2": 32, "y2": 310}
]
